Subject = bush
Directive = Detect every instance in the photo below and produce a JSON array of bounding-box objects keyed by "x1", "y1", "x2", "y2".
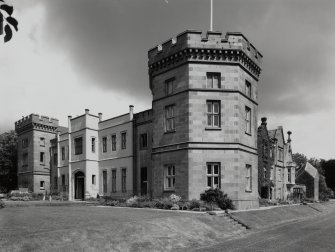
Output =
[
  {"x1": 0, "y1": 199, "x2": 5, "y2": 209},
  {"x1": 200, "y1": 188, "x2": 235, "y2": 210},
  {"x1": 104, "y1": 200, "x2": 119, "y2": 206},
  {"x1": 189, "y1": 199, "x2": 201, "y2": 210},
  {"x1": 169, "y1": 194, "x2": 181, "y2": 203}
]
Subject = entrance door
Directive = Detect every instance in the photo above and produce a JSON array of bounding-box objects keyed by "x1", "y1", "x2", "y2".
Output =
[
  {"x1": 75, "y1": 171, "x2": 85, "y2": 200},
  {"x1": 141, "y1": 167, "x2": 148, "y2": 195}
]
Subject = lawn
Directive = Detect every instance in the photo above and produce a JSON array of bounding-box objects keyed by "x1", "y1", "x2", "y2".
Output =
[{"x1": 0, "y1": 205, "x2": 244, "y2": 251}]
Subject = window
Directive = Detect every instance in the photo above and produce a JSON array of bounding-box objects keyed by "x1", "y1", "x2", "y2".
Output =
[
  {"x1": 164, "y1": 165, "x2": 175, "y2": 190},
  {"x1": 278, "y1": 168, "x2": 282, "y2": 181},
  {"x1": 103, "y1": 170, "x2": 107, "y2": 193},
  {"x1": 61, "y1": 147, "x2": 65, "y2": 160},
  {"x1": 22, "y1": 138, "x2": 28, "y2": 148},
  {"x1": 165, "y1": 78, "x2": 175, "y2": 95},
  {"x1": 206, "y1": 72, "x2": 221, "y2": 88},
  {"x1": 278, "y1": 148, "x2": 284, "y2": 161},
  {"x1": 112, "y1": 169, "x2": 116, "y2": 193},
  {"x1": 91, "y1": 138, "x2": 96, "y2": 153},
  {"x1": 74, "y1": 137, "x2": 83, "y2": 155},
  {"x1": 140, "y1": 133, "x2": 148, "y2": 149},
  {"x1": 263, "y1": 167, "x2": 267, "y2": 179},
  {"x1": 207, "y1": 101, "x2": 220, "y2": 127},
  {"x1": 207, "y1": 163, "x2": 220, "y2": 188},
  {"x1": 61, "y1": 174, "x2": 66, "y2": 192},
  {"x1": 245, "y1": 80, "x2": 251, "y2": 97},
  {"x1": 246, "y1": 164, "x2": 252, "y2": 191},
  {"x1": 122, "y1": 168, "x2": 127, "y2": 192},
  {"x1": 270, "y1": 167, "x2": 274, "y2": 180},
  {"x1": 111, "y1": 134, "x2": 116, "y2": 151},
  {"x1": 40, "y1": 181, "x2": 45, "y2": 190},
  {"x1": 92, "y1": 175, "x2": 96, "y2": 185},
  {"x1": 40, "y1": 137, "x2": 45, "y2": 146},
  {"x1": 288, "y1": 168, "x2": 291, "y2": 183},
  {"x1": 165, "y1": 105, "x2": 175, "y2": 132},
  {"x1": 40, "y1": 152, "x2": 45, "y2": 164},
  {"x1": 102, "y1": 137, "x2": 107, "y2": 153},
  {"x1": 121, "y1": 132, "x2": 127, "y2": 149},
  {"x1": 22, "y1": 153, "x2": 28, "y2": 166},
  {"x1": 53, "y1": 153, "x2": 57, "y2": 165},
  {"x1": 245, "y1": 106, "x2": 251, "y2": 134},
  {"x1": 269, "y1": 147, "x2": 273, "y2": 158}
]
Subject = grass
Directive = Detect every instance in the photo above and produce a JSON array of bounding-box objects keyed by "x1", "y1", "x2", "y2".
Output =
[{"x1": 0, "y1": 205, "x2": 246, "y2": 251}]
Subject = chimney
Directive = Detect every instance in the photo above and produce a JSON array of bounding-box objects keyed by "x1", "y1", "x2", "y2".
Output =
[
  {"x1": 129, "y1": 105, "x2": 134, "y2": 120},
  {"x1": 85, "y1": 109, "x2": 89, "y2": 115},
  {"x1": 98, "y1": 113, "x2": 102, "y2": 122},
  {"x1": 68, "y1": 116, "x2": 72, "y2": 133},
  {"x1": 261, "y1": 117, "x2": 267, "y2": 126},
  {"x1": 287, "y1": 131, "x2": 292, "y2": 143}
]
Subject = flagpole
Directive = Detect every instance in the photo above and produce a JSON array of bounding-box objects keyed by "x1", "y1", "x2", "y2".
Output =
[{"x1": 210, "y1": 0, "x2": 213, "y2": 31}]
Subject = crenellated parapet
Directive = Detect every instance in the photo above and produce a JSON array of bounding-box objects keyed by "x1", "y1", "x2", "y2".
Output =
[
  {"x1": 134, "y1": 109, "x2": 153, "y2": 125},
  {"x1": 148, "y1": 30, "x2": 263, "y2": 84},
  {"x1": 15, "y1": 114, "x2": 59, "y2": 134}
]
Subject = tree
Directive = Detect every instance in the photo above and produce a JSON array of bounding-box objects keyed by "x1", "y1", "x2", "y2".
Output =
[
  {"x1": 322, "y1": 159, "x2": 335, "y2": 192},
  {"x1": 0, "y1": 130, "x2": 18, "y2": 192},
  {"x1": 0, "y1": 0, "x2": 18, "y2": 43},
  {"x1": 292, "y1": 152, "x2": 307, "y2": 172}
]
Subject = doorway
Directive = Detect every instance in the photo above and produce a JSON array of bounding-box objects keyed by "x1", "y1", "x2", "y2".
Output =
[
  {"x1": 75, "y1": 171, "x2": 85, "y2": 200},
  {"x1": 141, "y1": 167, "x2": 148, "y2": 195}
]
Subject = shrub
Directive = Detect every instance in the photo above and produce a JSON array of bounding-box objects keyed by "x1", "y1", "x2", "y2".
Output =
[
  {"x1": 189, "y1": 199, "x2": 201, "y2": 210},
  {"x1": 169, "y1": 194, "x2": 181, "y2": 203},
  {"x1": 141, "y1": 201, "x2": 156, "y2": 208},
  {"x1": 104, "y1": 200, "x2": 119, "y2": 206},
  {"x1": 126, "y1": 196, "x2": 139, "y2": 205},
  {"x1": 200, "y1": 188, "x2": 235, "y2": 210},
  {"x1": 0, "y1": 199, "x2": 5, "y2": 209}
]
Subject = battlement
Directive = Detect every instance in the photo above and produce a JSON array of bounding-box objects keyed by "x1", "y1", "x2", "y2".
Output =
[
  {"x1": 148, "y1": 30, "x2": 263, "y2": 80},
  {"x1": 134, "y1": 109, "x2": 153, "y2": 124},
  {"x1": 15, "y1": 114, "x2": 59, "y2": 132}
]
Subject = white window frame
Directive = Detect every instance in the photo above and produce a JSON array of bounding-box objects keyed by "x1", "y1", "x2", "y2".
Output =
[
  {"x1": 165, "y1": 105, "x2": 175, "y2": 132},
  {"x1": 206, "y1": 163, "x2": 221, "y2": 188},
  {"x1": 164, "y1": 164, "x2": 175, "y2": 191},
  {"x1": 245, "y1": 106, "x2": 251, "y2": 134},
  {"x1": 111, "y1": 134, "x2": 116, "y2": 151},
  {"x1": 40, "y1": 181, "x2": 45, "y2": 190},
  {"x1": 207, "y1": 101, "x2": 220, "y2": 127},
  {"x1": 121, "y1": 168, "x2": 127, "y2": 192},
  {"x1": 165, "y1": 77, "x2": 175, "y2": 95},
  {"x1": 246, "y1": 164, "x2": 252, "y2": 192},
  {"x1": 74, "y1": 137, "x2": 83, "y2": 155},
  {"x1": 206, "y1": 72, "x2": 221, "y2": 88},
  {"x1": 91, "y1": 137, "x2": 96, "y2": 153},
  {"x1": 40, "y1": 152, "x2": 45, "y2": 164},
  {"x1": 121, "y1": 132, "x2": 127, "y2": 149},
  {"x1": 245, "y1": 80, "x2": 251, "y2": 97},
  {"x1": 102, "y1": 136, "x2": 107, "y2": 153}
]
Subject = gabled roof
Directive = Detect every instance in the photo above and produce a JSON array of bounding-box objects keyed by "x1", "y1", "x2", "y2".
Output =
[{"x1": 304, "y1": 162, "x2": 319, "y2": 178}]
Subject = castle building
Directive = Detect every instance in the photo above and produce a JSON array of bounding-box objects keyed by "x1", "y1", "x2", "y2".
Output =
[
  {"x1": 257, "y1": 118, "x2": 296, "y2": 200},
  {"x1": 15, "y1": 114, "x2": 59, "y2": 193},
  {"x1": 15, "y1": 30, "x2": 263, "y2": 209}
]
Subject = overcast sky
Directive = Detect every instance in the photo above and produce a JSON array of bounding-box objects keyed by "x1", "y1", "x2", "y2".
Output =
[{"x1": 1, "y1": 0, "x2": 334, "y2": 159}]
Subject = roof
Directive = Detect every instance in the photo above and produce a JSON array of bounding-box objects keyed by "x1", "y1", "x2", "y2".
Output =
[
  {"x1": 304, "y1": 162, "x2": 319, "y2": 178},
  {"x1": 57, "y1": 126, "x2": 68, "y2": 134}
]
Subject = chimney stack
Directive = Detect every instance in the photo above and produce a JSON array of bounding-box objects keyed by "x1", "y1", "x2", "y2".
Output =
[
  {"x1": 85, "y1": 109, "x2": 89, "y2": 115},
  {"x1": 98, "y1": 113, "x2": 102, "y2": 122},
  {"x1": 287, "y1": 131, "x2": 292, "y2": 143},
  {"x1": 129, "y1": 105, "x2": 134, "y2": 120}
]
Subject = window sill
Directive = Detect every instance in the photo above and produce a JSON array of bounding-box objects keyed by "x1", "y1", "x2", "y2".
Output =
[
  {"x1": 205, "y1": 127, "x2": 222, "y2": 131},
  {"x1": 40, "y1": 188, "x2": 45, "y2": 190},
  {"x1": 40, "y1": 163, "x2": 45, "y2": 166},
  {"x1": 164, "y1": 130, "x2": 176, "y2": 135},
  {"x1": 164, "y1": 189, "x2": 175, "y2": 192},
  {"x1": 245, "y1": 132, "x2": 252, "y2": 136},
  {"x1": 245, "y1": 189, "x2": 252, "y2": 193}
]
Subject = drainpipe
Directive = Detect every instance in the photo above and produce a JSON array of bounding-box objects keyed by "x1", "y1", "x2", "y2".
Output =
[
  {"x1": 68, "y1": 115, "x2": 73, "y2": 201},
  {"x1": 57, "y1": 131, "x2": 60, "y2": 194}
]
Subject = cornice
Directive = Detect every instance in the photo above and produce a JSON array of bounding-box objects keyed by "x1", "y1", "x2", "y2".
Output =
[{"x1": 148, "y1": 48, "x2": 262, "y2": 81}]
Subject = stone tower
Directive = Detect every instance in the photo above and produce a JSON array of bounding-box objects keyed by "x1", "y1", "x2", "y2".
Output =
[
  {"x1": 148, "y1": 30, "x2": 263, "y2": 209},
  {"x1": 15, "y1": 114, "x2": 58, "y2": 193}
]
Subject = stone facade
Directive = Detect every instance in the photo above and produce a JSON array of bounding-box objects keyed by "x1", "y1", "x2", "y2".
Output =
[
  {"x1": 258, "y1": 120, "x2": 296, "y2": 200},
  {"x1": 296, "y1": 162, "x2": 319, "y2": 201},
  {"x1": 15, "y1": 114, "x2": 58, "y2": 193},
  {"x1": 148, "y1": 30, "x2": 262, "y2": 209},
  {"x1": 15, "y1": 29, "x2": 264, "y2": 209}
]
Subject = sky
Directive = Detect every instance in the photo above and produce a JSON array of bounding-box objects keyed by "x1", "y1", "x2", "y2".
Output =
[{"x1": 0, "y1": 0, "x2": 334, "y2": 159}]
